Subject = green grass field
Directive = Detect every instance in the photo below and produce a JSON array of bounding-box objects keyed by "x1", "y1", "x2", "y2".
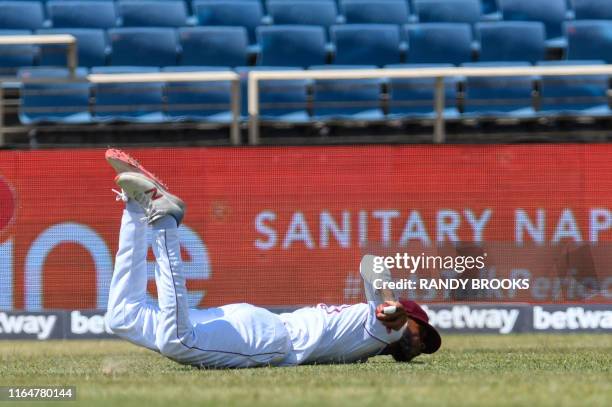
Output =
[{"x1": 1, "y1": 335, "x2": 610, "y2": 407}]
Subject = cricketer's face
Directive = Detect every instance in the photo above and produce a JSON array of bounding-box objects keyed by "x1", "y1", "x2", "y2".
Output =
[{"x1": 385, "y1": 318, "x2": 426, "y2": 362}]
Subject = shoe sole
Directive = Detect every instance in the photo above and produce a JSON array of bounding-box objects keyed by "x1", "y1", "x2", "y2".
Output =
[{"x1": 105, "y1": 148, "x2": 168, "y2": 189}]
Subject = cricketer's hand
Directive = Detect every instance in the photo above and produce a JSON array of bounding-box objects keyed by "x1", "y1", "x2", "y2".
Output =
[{"x1": 376, "y1": 301, "x2": 408, "y2": 333}]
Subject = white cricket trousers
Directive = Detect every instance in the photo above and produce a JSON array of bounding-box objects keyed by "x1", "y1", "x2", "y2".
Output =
[{"x1": 105, "y1": 206, "x2": 291, "y2": 368}]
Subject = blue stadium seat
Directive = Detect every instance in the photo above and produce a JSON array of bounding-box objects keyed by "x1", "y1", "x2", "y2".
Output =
[
  {"x1": 462, "y1": 62, "x2": 536, "y2": 118},
  {"x1": 179, "y1": 27, "x2": 248, "y2": 67},
  {"x1": 311, "y1": 65, "x2": 384, "y2": 121},
  {"x1": 567, "y1": 21, "x2": 612, "y2": 64},
  {"x1": 477, "y1": 22, "x2": 545, "y2": 63},
  {"x1": 341, "y1": 0, "x2": 410, "y2": 25},
  {"x1": 405, "y1": 23, "x2": 472, "y2": 65},
  {"x1": 108, "y1": 28, "x2": 178, "y2": 66},
  {"x1": 91, "y1": 66, "x2": 165, "y2": 122},
  {"x1": 574, "y1": 0, "x2": 612, "y2": 20},
  {"x1": 268, "y1": 1, "x2": 338, "y2": 28},
  {"x1": 481, "y1": 0, "x2": 499, "y2": 15},
  {"x1": 236, "y1": 66, "x2": 310, "y2": 122},
  {"x1": 163, "y1": 66, "x2": 233, "y2": 122},
  {"x1": 0, "y1": 30, "x2": 37, "y2": 75},
  {"x1": 194, "y1": 0, "x2": 263, "y2": 46},
  {"x1": 18, "y1": 67, "x2": 91, "y2": 124},
  {"x1": 257, "y1": 25, "x2": 326, "y2": 68},
  {"x1": 499, "y1": 0, "x2": 567, "y2": 48},
  {"x1": 385, "y1": 63, "x2": 459, "y2": 119},
  {"x1": 0, "y1": 2, "x2": 45, "y2": 30},
  {"x1": 414, "y1": 0, "x2": 481, "y2": 25},
  {"x1": 118, "y1": 1, "x2": 188, "y2": 27},
  {"x1": 332, "y1": 24, "x2": 401, "y2": 66},
  {"x1": 47, "y1": 1, "x2": 117, "y2": 29},
  {"x1": 37, "y1": 28, "x2": 107, "y2": 67},
  {"x1": 537, "y1": 60, "x2": 611, "y2": 116}
]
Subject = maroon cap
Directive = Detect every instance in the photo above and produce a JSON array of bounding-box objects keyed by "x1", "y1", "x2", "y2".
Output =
[{"x1": 399, "y1": 300, "x2": 442, "y2": 354}]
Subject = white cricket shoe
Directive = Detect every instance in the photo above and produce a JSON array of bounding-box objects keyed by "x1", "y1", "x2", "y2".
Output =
[
  {"x1": 115, "y1": 172, "x2": 185, "y2": 226},
  {"x1": 106, "y1": 148, "x2": 186, "y2": 212}
]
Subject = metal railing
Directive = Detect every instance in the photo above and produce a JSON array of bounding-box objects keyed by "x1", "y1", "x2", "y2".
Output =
[
  {"x1": 0, "y1": 71, "x2": 241, "y2": 147},
  {"x1": 87, "y1": 71, "x2": 242, "y2": 145},
  {"x1": 247, "y1": 65, "x2": 612, "y2": 145},
  {"x1": 0, "y1": 34, "x2": 78, "y2": 78}
]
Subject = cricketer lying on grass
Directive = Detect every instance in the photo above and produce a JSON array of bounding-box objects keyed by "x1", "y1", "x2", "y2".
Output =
[{"x1": 104, "y1": 149, "x2": 441, "y2": 369}]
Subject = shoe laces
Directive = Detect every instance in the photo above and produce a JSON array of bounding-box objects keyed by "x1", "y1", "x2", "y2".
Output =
[
  {"x1": 140, "y1": 210, "x2": 161, "y2": 224},
  {"x1": 112, "y1": 188, "x2": 159, "y2": 224},
  {"x1": 131, "y1": 190, "x2": 161, "y2": 224},
  {"x1": 112, "y1": 189, "x2": 128, "y2": 202}
]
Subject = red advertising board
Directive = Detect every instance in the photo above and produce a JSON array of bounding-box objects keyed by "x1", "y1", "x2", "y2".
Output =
[{"x1": 0, "y1": 145, "x2": 611, "y2": 311}]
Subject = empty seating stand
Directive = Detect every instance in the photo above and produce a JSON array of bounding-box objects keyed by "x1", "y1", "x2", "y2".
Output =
[{"x1": 2, "y1": 0, "x2": 612, "y2": 131}]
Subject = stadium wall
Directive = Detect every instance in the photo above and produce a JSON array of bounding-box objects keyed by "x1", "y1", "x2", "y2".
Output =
[{"x1": 0, "y1": 145, "x2": 611, "y2": 336}]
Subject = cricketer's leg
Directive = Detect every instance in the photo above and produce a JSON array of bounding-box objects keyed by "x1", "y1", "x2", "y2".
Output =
[
  {"x1": 150, "y1": 215, "x2": 292, "y2": 368},
  {"x1": 105, "y1": 201, "x2": 160, "y2": 351},
  {"x1": 149, "y1": 215, "x2": 196, "y2": 360},
  {"x1": 149, "y1": 215, "x2": 231, "y2": 366}
]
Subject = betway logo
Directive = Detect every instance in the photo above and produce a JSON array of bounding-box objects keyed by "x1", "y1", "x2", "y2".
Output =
[
  {"x1": 422, "y1": 305, "x2": 520, "y2": 334},
  {"x1": 0, "y1": 312, "x2": 57, "y2": 340},
  {"x1": 534, "y1": 306, "x2": 612, "y2": 330},
  {"x1": 70, "y1": 311, "x2": 113, "y2": 335}
]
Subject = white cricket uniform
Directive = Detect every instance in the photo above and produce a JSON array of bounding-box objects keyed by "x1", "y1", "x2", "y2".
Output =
[{"x1": 105, "y1": 205, "x2": 404, "y2": 369}]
